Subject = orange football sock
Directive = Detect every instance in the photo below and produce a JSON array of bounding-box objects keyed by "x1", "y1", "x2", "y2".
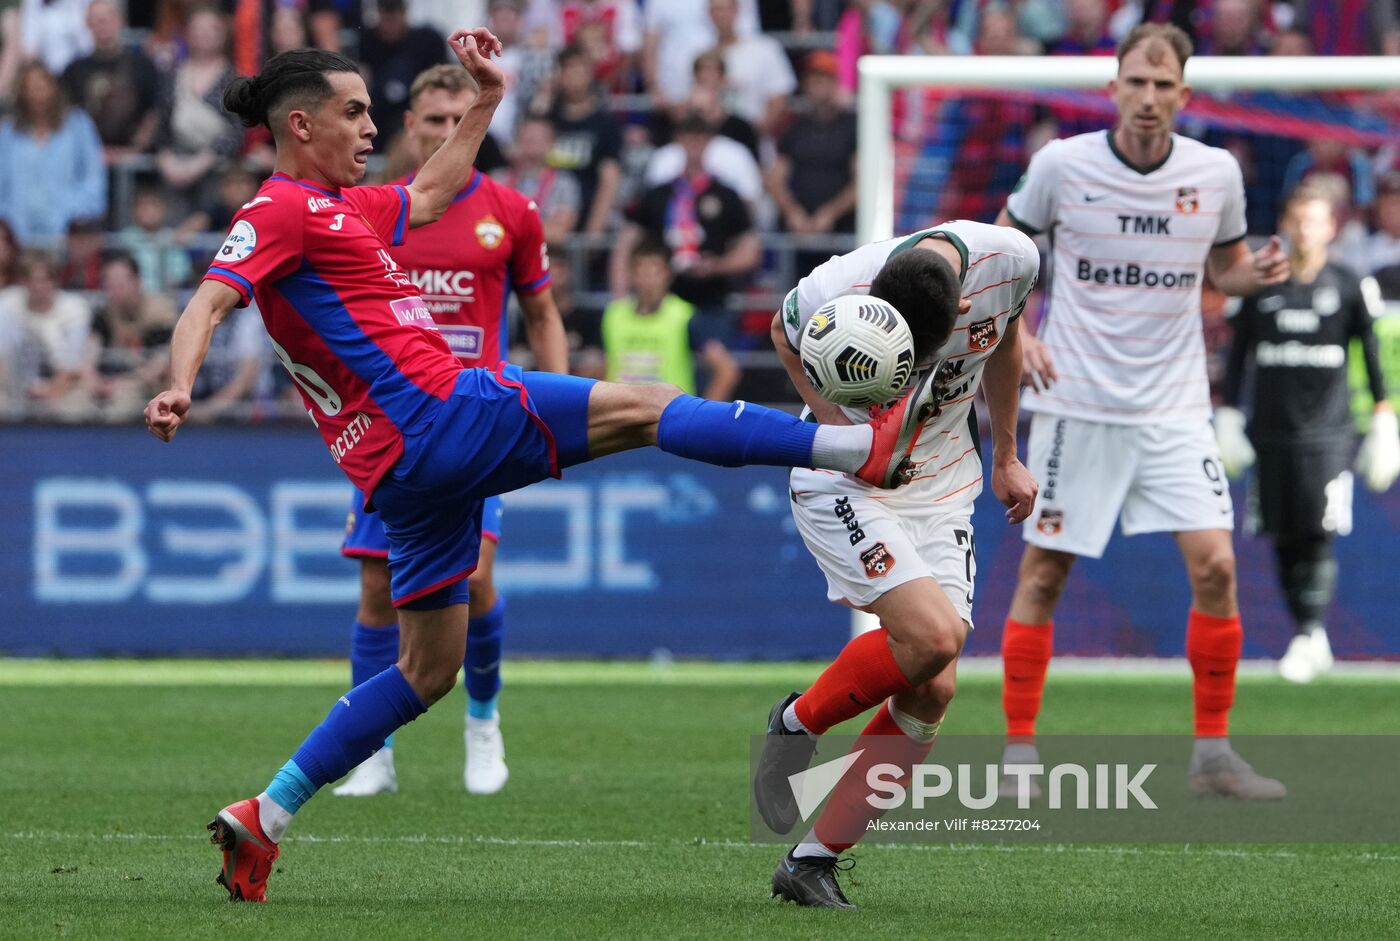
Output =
[
  {"x1": 1186, "y1": 609, "x2": 1242, "y2": 737},
  {"x1": 793, "y1": 628, "x2": 913, "y2": 735},
  {"x1": 1002, "y1": 618, "x2": 1053, "y2": 740},
  {"x1": 812, "y1": 703, "x2": 935, "y2": 852}
]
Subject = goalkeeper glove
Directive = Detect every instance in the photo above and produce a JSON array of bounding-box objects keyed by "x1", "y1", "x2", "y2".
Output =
[
  {"x1": 1214, "y1": 407, "x2": 1254, "y2": 479},
  {"x1": 1356, "y1": 408, "x2": 1400, "y2": 493}
]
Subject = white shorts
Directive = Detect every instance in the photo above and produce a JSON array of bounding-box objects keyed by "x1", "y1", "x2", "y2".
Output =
[
  {"x1": 790, "y1": 490, "x2": 976, "y2": 625},
  {"x1": 1023, "y1": 413, "x2": 1234, "y2": 559}
]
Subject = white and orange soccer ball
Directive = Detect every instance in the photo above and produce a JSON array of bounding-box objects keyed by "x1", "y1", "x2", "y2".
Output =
[{"x1": 799, "y1": 295, "x2": 916, "y2": 407}]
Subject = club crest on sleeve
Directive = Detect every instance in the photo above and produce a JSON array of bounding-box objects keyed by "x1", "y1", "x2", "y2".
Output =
[
  {"x1": 968, "y1": 318, "x2": 999, "y2": 351},
  {"x1": 860, "y1": 542, "x2": 895, "y2": 578},
  {"x1": 475, "y1": 215, "x2": 505, "y2": 249},
  {"x1": 217, "y1": 220, "x2": 257, "y2": 262},
  {"x1": 1175, "y1": 187, "x2": 1199, "y2": 214},
  {"x1": 1036, "y1": 509, "x2": 1063, "y2": 536}
]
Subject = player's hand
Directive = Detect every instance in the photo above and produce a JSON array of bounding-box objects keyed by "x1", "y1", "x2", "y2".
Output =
[
  {"x1": 1252, "y1": 235, "x2": 1290, "y2": 287},
  {"x1": 449, "y1": 27, "x2": 505, "y2": 97},
  {"x1": 1214, "y1": 406, "x2": 1255, "y2": 478},
  {"x1": 144, "y1": 389, "x2": 191, "y2": 442},
  {"x1": 993, "y1": 456, "x2": 1038, "y2": 524},
  {"x1": 1356, "y1": 407, "x2": 1400, "y2": 492},
  {"x1": 1020, "y1": 330, "x2": 1057, "y2": 392}
]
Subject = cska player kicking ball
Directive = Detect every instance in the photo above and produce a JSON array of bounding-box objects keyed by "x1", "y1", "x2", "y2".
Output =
[
  {"x1": 754, "y1": 221, "x2": 1041, "y2": 908},
  {"x1": 334, "y1": 64, "x2": 569, "y2": 800},
  {"x1": 144, "y1": 31, "x2": 938, "y2": 902}
]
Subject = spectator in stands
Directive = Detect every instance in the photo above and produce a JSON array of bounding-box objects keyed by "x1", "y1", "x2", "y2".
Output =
[
  {"x1": 118, "y1": 186, "x2": 191, "y2": 293},
  {"x1": 488, "y1": 0, "x2": 556, "y2": 147},
  {"x1": 86, "y1": 251, "x2": 176, "y2": 420},
  {"x1": 643, "y1": 0, "x2": 758, "y2": 107},
  {"x1": 0, "y1": 61, "x2": 106, "y2": 244},
  {"x1": 1270, "y1": 25, "x2": 1313, "y2": 56},
  {"x1": 527, "y1": 0, "x2": 643, "y2": 90},
  {"x1": 0, "y1": 220, "x2": 20, "y2": 290},
  {"x1": 650, "y1": 49, "x2": 759, "y2": 159},
  {"x1": 268, "y1": 6, "x2": 310, "y2": 56},
  {"x1": 767, "y1": 50, "x2": 856, "y2": 272},
  {"x1": 59, "y1": 217, "x2": 105, "y2": 291},
  {"x1": 153, "y1": 8, "x2": 242, "y2": 210},
  {"x1": 1196, "y1": 0, "x2": 1269, "y2": 56},
  {"x1": 492, "y1": 113, "x2": 582, "y2": 245},
  {"x1": 144, "y1": 0, "x2": 195, "y2": 73},
  {"x1": 1284, "y1": 139, "x2": 1376, "y2": 216},
  {"x1": 611, "y1": 112, "x2": 760, "y2": 323},
  {"x1": 706, "y1": 0, "x2": 795, "y2": 138},
  {"x1": 1051, "y1": 0, "x2": 1117, "y2": 54},
  {"x1": 179, "y1": 161, "x2": 260, "y2": 255},
  {"x1": 543, "y1": 44, "x2": 623, "y2": 234},
  {"x1": 540, "y1": 249, "x2": 607, "y2": 378},
  {"x1": 1364, "y1": 171, "x2": 1400, "y2": 276},
  {"x1": 835, "y1": 0, "x2": 903, "y2": 96},
  {"x1": 61, "y1": 0, "x2": 162, "y2": 162},
  {"x1": 359, "y1": 0, "x2": 450, "y2": 149},
  {"x1": 643, "y1": 94, "x2": 763, "y2": 208},
  {"x1": 602, "y1": 239, "x2": 740, "y2": 399},
  {"x1": 18, "y1": 0, "x2": 91, "y2": 75},
  {"x1": 0, "y1": 250, "x2": 92, "y2": 419},
  {"x1": 308, "y1": 1, "x2": 347, "y2": 54},
  {"x1": 191, "y1": 303, "x2": 271, "y2": 422},
  {"x1": 1288, "y1": 0, "x2": 1400, "y2": 56}
]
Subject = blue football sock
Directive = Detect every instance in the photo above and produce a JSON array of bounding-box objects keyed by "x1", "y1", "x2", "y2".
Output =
[
  {"x1": 277, "y1": 666, "x2": 426, "y2": 804},
  {"x1": 465, "y1": 598, "x2": 505, "y2": 719},
  {"x1": 656, "y1": 396, "x2": 817, "y2": 468},
  {"x1": 349, "y1": 620, "x2": 400, "y2": 749}
]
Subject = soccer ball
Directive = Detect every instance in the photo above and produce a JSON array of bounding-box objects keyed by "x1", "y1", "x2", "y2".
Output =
[{"x1": 799, "y1": 295, "x2": 916, "y2": 407}]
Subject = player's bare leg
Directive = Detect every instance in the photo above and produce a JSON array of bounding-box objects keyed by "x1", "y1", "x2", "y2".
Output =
[
  {"x1": 1175, "y1": 530, "x2": 1285, "y2": 799},
  {"x1": 998, "y1": 545, "x2": 1075, "y2": 797},
  {"x1": 333, "y1": 559, "x2": 401, "y2": 796},
  {"x1": 464, "y1": 543, "x2": 508, "y2": 794}
]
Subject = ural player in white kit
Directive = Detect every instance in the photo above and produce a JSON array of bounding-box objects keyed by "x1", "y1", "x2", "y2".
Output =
[
  {"x1": 995, "y1": 23, "x2": 1290, "y2": 799},
  {"x1": 755, "y1": 220, "x2": 1040, "y2": 908}
]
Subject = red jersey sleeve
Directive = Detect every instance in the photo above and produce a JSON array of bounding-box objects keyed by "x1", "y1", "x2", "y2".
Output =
[
  {"x1": 508, "y1": 194, "x2": 552, "y2": 297},
  {"x1": 343, "y1": 184, "x2": 412, "y2": 248},
  {"x1": 204, "y1": 194, "x2": 304, "y2": 307}
]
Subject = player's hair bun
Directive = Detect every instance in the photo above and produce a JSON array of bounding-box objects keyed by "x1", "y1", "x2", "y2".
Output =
[{"x1": 223, "y1": 75, "x2": 265, "y2": 129}]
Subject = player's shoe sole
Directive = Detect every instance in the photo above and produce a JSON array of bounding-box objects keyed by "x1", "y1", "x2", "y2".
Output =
[
  {"x1": 752, "y1": 692, "x2": 818, "y2": 834},
  {"x1": 770, "y1": 850, "x2": 857, "y2": 909},
  {"x1": 854, "y1": 363, "x2": 944, "y2": 489},
  {"x1": 207, "y1": 798, "x2": 280, "y2": 902}
]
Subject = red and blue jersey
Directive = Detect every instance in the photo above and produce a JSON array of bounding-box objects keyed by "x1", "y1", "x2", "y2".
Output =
[
  {"x1": 392, "y1": 169, "x2": 551, "y2": 365},
  {"x1": 204, "y1": 173, "x2": 462, "y2": 498}
]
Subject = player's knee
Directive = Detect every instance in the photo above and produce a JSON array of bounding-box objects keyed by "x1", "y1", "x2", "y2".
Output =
[
  {"x1": 903, "y1": 616, "x2": 966, "y2": 683},
  {"x1": 1188, "y1": 547, "x2": 1236, "y2": 601},
  {"x1": 467, "y1": 570, "x2": 496, "y2": 619},
  {"x1": 357, "y1": 560, "x2": 396, "y2": 626},
  {"x1": 910, "y1": 670, "x2": 957, "y2": 713}
]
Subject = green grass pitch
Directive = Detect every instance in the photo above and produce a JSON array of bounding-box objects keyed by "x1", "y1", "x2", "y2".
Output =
[{"x1": 2, "y1": 659, "x2": 1398, "y2": 940}]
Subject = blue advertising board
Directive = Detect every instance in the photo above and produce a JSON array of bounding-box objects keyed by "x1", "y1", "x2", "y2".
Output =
[{"x1": 3, "y1": 426, "x2": 1398, "y2": 659}]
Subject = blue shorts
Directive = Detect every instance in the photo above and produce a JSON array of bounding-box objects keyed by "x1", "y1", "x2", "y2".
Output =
[
  {"x1": 369, "y1": 364, "x2": 595, "y2": 609},
  {"x1": 343, "y1": 493, "x2": 504, "y2": 558}
]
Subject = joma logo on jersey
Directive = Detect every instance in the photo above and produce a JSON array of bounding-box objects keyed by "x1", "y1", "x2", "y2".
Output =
[
  {"x1": 410, "y1": 269, "x2": 477, "y2": 297},
  {"x1": 1116, "y1": 215, "x2": 1171, "y2": 235},
  {"x1": 1076, "y1": 260, "x2": 1197, "y2": 290},
  {"x1": 834, "y1": 496, "x2": 865, "y2": 546},
  {"x1": 307, "y1": 196, "x2": 337, "y2": 212}
]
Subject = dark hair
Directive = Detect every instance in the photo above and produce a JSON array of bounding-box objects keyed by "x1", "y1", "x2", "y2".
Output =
[
  {"x1": 1116, "y1": 23, "x2": 1193, "y2": 72},
  {"x1": 0, "y1": 219, "x2": 19, "y2": 287},
  {"x1": 631, "y1": 239, "x2": 672, "y2": 265},
  {"x1": 14, "y1": 61, "x2": 69, "y2": 133},
  {"x1": 101, "y1": 250, "x2": 142, "y2": 279},
  {"x1": 223, "y1": 48, "x2": 361, "y2": 130},
  {"x1": 557, "y1": 44, "x2": 589, "y2": 69},
  {"x1": 870, "y1": 248, "x2": 962, "y2": 362}
]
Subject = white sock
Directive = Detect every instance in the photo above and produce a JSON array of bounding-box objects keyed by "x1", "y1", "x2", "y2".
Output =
[
  {"x1": 256, "y1": 792, "x2": 292, "y2": 843},
  {"x1": 888, "y1": 700, "x2": 941, "y2": 743},
  {"x1": 467, "y1": 714, "x2": 499, "y2": 731},
  {"x1": 791, "y1": 832, "x2": 839, "y2": 860},
  {"x1": 811, "y1": 424, "x2": 874, "y2": 474},
  {"x1": 782, "y1": 701, "x2": 810, "y2": 735},
  {"x1": 1192, "y1": 736, "x2": 1231, "y2": 761}
]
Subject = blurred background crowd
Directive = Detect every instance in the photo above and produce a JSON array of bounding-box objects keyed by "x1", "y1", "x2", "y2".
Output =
[{"x1": 1, "y1": 0, "x2": 1399, "y2": 423}]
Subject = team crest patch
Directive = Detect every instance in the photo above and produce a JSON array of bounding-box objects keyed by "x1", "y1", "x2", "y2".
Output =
[
  {"x1": 475, "y1": 215, "x2": 505, "y2": 249},
  {"x1": 1036, "y1": 509, "x2": 1063, "y2": 536},
  {"x1": 968, "y1": 318, "x2": 999, "y2": 351},
  {"x1": 860, "y1": 542, "x2": 896, "y2": 578},
  {"x1": 1175, "y1": 187, "x2": 1199, "y2": 214}
]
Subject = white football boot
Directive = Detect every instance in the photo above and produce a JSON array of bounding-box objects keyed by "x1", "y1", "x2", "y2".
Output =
[
  {"x1": 332, "y1": 747, "x2": 398, "y2": 796},
  {"x1": 465, "y1": 716, "x2": 509, "y2": 795}
]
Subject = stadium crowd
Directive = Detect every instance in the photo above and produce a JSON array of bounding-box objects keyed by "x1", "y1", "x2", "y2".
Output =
[{"x1": 1, "y1": 0, "x2": 1398, "y2": 421}]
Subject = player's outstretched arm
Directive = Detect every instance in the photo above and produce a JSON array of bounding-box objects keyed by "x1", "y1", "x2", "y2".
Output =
[
  {"x1": 143, "y1": 279, "x2": 242, "y2": 442},
  {"x1": 1207, "y1": 236, "x2": 1290, "y2": 296},
  {"x1": 983, "y1": 316, "x2": 1038, "y2": 523},
  {"x1": 406, "y1": 28, "x2": 504, "y2": 228},
  {"x1": 770, "y1": 312, "x2": 852, "y2": 425}
]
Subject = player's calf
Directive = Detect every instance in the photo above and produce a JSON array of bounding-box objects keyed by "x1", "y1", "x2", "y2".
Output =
[{"x1": 1179, "y1": 531, "x2": 1237, "y2": 615}]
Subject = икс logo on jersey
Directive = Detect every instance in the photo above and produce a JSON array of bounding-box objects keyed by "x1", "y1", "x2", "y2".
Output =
[{"x1": 409, "y1": 269, "x2": 478, "y2": 314}]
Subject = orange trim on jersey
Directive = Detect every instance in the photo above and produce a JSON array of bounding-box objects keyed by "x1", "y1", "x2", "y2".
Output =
[
  {"x1": 968, "y1": 252, "x2": 1005, "y2": 268},
  {"x1": 1039, "y1": 340, "x2": 1205, "y2": 365},
  {"x1": 951, "y1": 305, "x2": 1014, "y2": 331},
  {"x1": 1061, "y1": 178, "x2": 1230, "y2": 191},
  {"x1": 1053, "y1": 371, "x2": 1208, "y2": 390},
  {"x1": 1048, "y1": 320, "x2": 1199, "y2": 344},
  {"x1": 1068, "y1": 299, "x2": 1192, "y2": 320},
  {"x1": 1032, "y1": 392, "x2": 1210, "y2": 413},
  {"x1": 965, "y1": 278, "x2": 1020, "y2": 299},
  {"x1": 1059, "y1": 203, "x2": 1220, "y2": 216},
  {"x1": 938, "y1": 445, "x2": 978, "y2": 471}
]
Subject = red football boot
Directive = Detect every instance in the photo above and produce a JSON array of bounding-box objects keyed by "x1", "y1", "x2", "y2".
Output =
[
  {"x1": 207, "y1": 797, "x2": 281, "y2": 902},
  {"x1": 853, "y1": 363, "x2": 944, "y2": 489}
]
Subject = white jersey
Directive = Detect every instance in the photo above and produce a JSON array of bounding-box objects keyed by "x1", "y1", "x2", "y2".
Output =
[
  {"x1": 783, "y1": 220, "x2": 1040, "y2": 510},
  {"x1": 1005, "y1": 131, "x2": 1247, "y2": 425}
]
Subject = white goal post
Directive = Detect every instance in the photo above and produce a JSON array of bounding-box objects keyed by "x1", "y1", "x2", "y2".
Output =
[
  {"x1": 848, "y1": 54, "x2": 1400, "y2": 639},
  {"x1": 856, "y1": 55, "x2": 1400, "y2": 245}
]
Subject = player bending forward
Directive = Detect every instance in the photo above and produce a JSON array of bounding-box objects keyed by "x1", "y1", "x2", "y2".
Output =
[
  {"x1": 754, "y1": 221, "x2": 1041, "y2": 908},
  {"x1": 145, "y1": 34, "x2": 940, "y2": 902},
  {"x1": 995, "y1": 23, "x2": 1290, "y2": 798},
  {"x1": 335, "y1": 64, "x2": 568, "y2": 799},
  {"x1": 1217, "y1": 183, "x2": 1399, "y2": 682}
]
